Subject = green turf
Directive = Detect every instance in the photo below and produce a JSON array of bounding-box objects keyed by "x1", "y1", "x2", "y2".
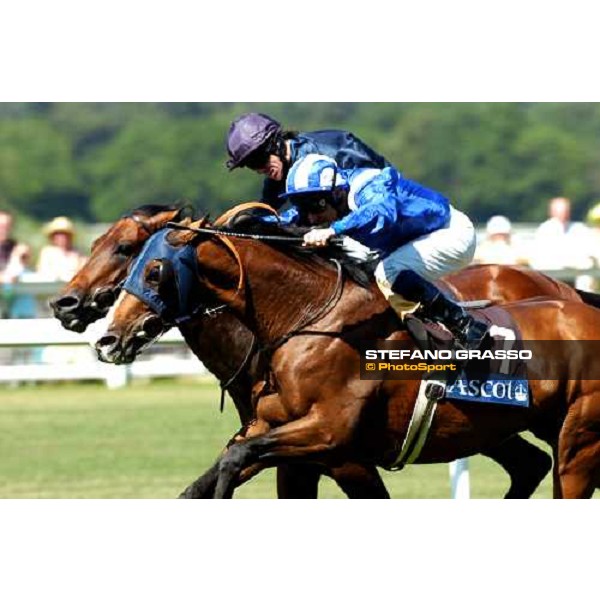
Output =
[{"x1": 0, "y1": 379, "x2": 559, "y2": 498}]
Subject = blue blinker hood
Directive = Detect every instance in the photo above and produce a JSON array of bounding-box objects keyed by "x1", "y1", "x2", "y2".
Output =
[{"x1": 123, "y1": 229, "x2": 203, "y2": 325}]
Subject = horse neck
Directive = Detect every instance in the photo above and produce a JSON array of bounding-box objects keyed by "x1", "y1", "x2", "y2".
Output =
[
  {"x1": 179, "y1": 315, "x2": 256, "y2": 424},
  {"x1": 197, "y1": 238, "x2": 372, "y2": 345}
]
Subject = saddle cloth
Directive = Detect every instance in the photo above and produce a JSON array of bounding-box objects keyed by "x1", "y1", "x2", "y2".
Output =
[
  {"x1": 404, "y1": 305, "x2": 530, "y2": 407},
  {"x1": 385, "y1": 306, "x2": 530, "y2": 470}
]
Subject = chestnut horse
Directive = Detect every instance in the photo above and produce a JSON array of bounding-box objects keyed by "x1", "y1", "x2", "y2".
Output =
[
  {"x1": 54, "y1": 204, "x2": 587, "y2": 498},
  {"x1": 96, "y1": 217, "x2": 600, "y2": 498}
]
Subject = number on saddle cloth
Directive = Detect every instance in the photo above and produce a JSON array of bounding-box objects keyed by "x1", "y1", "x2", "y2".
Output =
[{"x1": 448, "y1": 306, "x2": 530, "y2": 407}]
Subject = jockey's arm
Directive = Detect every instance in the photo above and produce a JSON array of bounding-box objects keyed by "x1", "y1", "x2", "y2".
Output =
[
  {"x1": 330, "y1": 195, "x2": 396, "y2": 238},
  {"x1": 304, "y1": 195, "x2": 396, "y2": 247}
]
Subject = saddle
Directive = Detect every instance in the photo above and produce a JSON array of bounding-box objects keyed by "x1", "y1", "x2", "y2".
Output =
[{"x1": 403, "y1": 304, "x2": 530, "y2": 405}]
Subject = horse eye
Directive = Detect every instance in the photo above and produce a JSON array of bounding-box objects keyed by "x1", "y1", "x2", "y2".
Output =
[
  {"x1": 115, "y1": 243, "x2": 135, "y2": 257},
  {"x1": 146, "y1": 266, "x2": 161, "y2": 284}
]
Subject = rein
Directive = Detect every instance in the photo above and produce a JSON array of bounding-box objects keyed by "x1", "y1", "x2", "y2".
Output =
[
  {"x1": 166, "y1": 221, "x2": 344, "y2": 246},
  {"x1": 218, "y1": 334, "x2": 257, "y2": 413},
  {"x1": 193, "y1": 231, "x2": 247, "y2": 320}
]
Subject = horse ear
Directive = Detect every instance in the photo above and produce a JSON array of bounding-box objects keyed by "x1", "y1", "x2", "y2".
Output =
[
  {"x1": 195, "y1": 215, "x2": 210, "y2": 228},
  {"x1": 174, "y1": 203, "x2": 196, "y2": 222}
]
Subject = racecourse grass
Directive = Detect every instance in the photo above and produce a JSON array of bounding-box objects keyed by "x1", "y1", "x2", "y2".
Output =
[{"x1": 0, "y1": 379, "x2": 560, "y2": 499}]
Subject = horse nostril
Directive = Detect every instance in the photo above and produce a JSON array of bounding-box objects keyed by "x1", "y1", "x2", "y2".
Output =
[
  {"x1": 95, "y1": 334, "x2": 119, "y2": 351},
  {"x1": 94, "y1": 291, "x2": 114, "y2": 310},
  {"x1": 51, "y1": 295, "x2": 81, "y2": 312},
  {"x1": 142, "y1": 316, "x2": 164, "y2": 339}
]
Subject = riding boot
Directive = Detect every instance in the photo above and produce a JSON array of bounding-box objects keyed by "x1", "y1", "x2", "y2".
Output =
[
  {"x1": 391, "y1": 270, "x2": 488, "y2": 350},
  {"x1": 424, "y1": 292, "x2": 489, "y2": 350}
]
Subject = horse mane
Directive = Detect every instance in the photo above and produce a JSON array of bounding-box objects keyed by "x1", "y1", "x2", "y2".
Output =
[
  {"x1": 219, "y1": 210, "x2": 376, "y2": 289},
  {"x1": 126, "y1": 202, "x2": 197, "y2": 220}
]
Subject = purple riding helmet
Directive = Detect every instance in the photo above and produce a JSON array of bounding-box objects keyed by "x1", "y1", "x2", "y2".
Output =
[{"x1": 226, "y1": 112, "x2": 282, "y2": 170}]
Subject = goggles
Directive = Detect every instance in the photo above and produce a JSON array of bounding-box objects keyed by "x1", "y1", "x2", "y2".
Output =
[
  {"x1": 294, "y1": 192, "x2": 336, "y2": 214},
  {"x1": 242, "y1": 148, "x2": 270, "y2": 170},
  {"x1": 241, "y1": 135, "x2": 281, "y2": 170}
]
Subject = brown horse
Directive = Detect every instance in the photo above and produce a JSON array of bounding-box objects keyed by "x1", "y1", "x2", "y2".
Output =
[
  {"x1": 54, "y1": 204, "x2": 588, "y2": 498},
  {"x1": 96, "y1": 217, "x2": 600, "y2": 498},
  {"x1": 51, "y1": 205, "x2": 386, "y2": 498}
]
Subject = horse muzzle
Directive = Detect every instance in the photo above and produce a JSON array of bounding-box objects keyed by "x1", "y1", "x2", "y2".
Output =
[
  {"x1": 51, "y1": 287, "x2": 117, "y2": 333},
  {"x1": 95, "y1": 316, "x2": 165, "y2": 364},
  {"x1": 50, "y1": 290, "x2": 89, "y2": 333}
]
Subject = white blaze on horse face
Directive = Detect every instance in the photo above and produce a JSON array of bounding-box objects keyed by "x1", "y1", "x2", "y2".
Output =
[
  {"x1": 93, "y1": 288, "x2": 130, "y2": 349},
  {"x1": 105, "y1": 288, "x2": 128, "y2": 328}
]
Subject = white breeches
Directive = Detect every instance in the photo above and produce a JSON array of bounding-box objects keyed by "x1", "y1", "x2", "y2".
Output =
[{"x1": 375, "y1": 207, "x2": 476, "y2": 300}]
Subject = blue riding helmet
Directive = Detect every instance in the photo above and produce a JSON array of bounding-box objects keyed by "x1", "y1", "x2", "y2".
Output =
[
  {"x1": 279, "y1": 154, "x2": 349, "y2": 201},
  {"x1": 123, "y1": 229, "x2": 203, "y2": 325}
]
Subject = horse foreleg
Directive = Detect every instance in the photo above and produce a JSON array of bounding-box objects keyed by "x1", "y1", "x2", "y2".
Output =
[
  {"x1": 213, "y1": 412, "x2": 350, "y2": 499},
  {"x1": 178, "y1": 419, "x2": 271, "y2": 499},
  {"x1": 277, "y1": 465, "x2": 321, "y2": 499},
  {"x1": 328, "y1": 462, "x2": 390, "y2": 499},
  {"x1": 276, "y1": 463, "x2": 390, "y2": 499},
  {"x1": 178, "y1": 462, "x2": 220, "y2": 498},
  {"x1": 483, "y1": 436, "x2": 552, "y2": 499}
]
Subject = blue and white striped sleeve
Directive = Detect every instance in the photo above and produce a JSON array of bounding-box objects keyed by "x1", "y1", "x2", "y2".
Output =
[{"x1": 260, "y1": 206, "x2": 300, "y2": 225}]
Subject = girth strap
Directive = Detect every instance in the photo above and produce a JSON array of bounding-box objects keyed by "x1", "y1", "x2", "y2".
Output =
[{"x1": 389, "y1": 378, "x2": 445, "y2": 471}]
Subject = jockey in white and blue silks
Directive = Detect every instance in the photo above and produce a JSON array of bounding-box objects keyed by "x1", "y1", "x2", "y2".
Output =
[{"x1": 272, "y1": 154, "x2": 488, "y2": 350}]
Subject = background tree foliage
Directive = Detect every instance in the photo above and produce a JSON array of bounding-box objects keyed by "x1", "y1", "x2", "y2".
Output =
[{"x1": 1, "y1": 102, "x2": 599, "y2": 227}]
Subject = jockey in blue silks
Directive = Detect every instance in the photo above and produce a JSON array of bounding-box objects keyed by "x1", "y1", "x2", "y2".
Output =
[
  {"x1": 226, "y1": 113, "x2": 392, "y2": 210},
  {"x1": 272, "y1": 154, "x2": 488, "y2": 350}
]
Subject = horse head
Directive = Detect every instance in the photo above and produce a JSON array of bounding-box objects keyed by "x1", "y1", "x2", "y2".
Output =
[
  {"x1": 94, "y1": 216, "x2": 215, "y2": 364},
  {"x1": 95, "y1": 206, "x2": 378, "y2": 363},
  {"x1": 50, "y1": 204, "x2": 194, "y2": 332},
  {"x1": 94, "y1": 260, "x2": 171, "y2": 364}
]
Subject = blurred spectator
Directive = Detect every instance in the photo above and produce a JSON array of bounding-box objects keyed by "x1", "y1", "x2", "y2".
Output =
[
  {"x1": 4, "y1": 244, "x2": 41, "y2": 318},
  {"x1": 530, "y1": 197, "x2": 594, "y2": 269},
  {"x1": 585, "y1": 202, "x2": 600, "y2": 261},
  {"x1": 37, "y1": 216, "x2": 86, "y2": 282},
  {"x1": 474, "y1": 215, "x2": 524, "y2": 265},
  {"x1": 530, "y1": 197, "x2": 595, "y2": 290},
  {"x1": 0, "y1": 210, "x2": 17, "y2": 280},
  {"x1": 581, "y1": 202, "x2": 600, "y2": 291}
]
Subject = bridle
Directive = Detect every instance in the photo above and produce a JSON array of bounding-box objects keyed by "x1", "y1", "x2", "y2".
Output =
[{"x1": 88, "y1": 214, "x2": 158, "y2": 313}]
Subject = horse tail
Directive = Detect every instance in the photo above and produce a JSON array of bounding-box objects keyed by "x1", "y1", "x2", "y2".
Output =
[{"x1": 576, "y1": 288, "x2": 600, "y2": 310}]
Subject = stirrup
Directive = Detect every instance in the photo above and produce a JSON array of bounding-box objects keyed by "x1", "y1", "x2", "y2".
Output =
[{"x1": 455, "y1": 318, "x2": 489, "y2": 351}]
